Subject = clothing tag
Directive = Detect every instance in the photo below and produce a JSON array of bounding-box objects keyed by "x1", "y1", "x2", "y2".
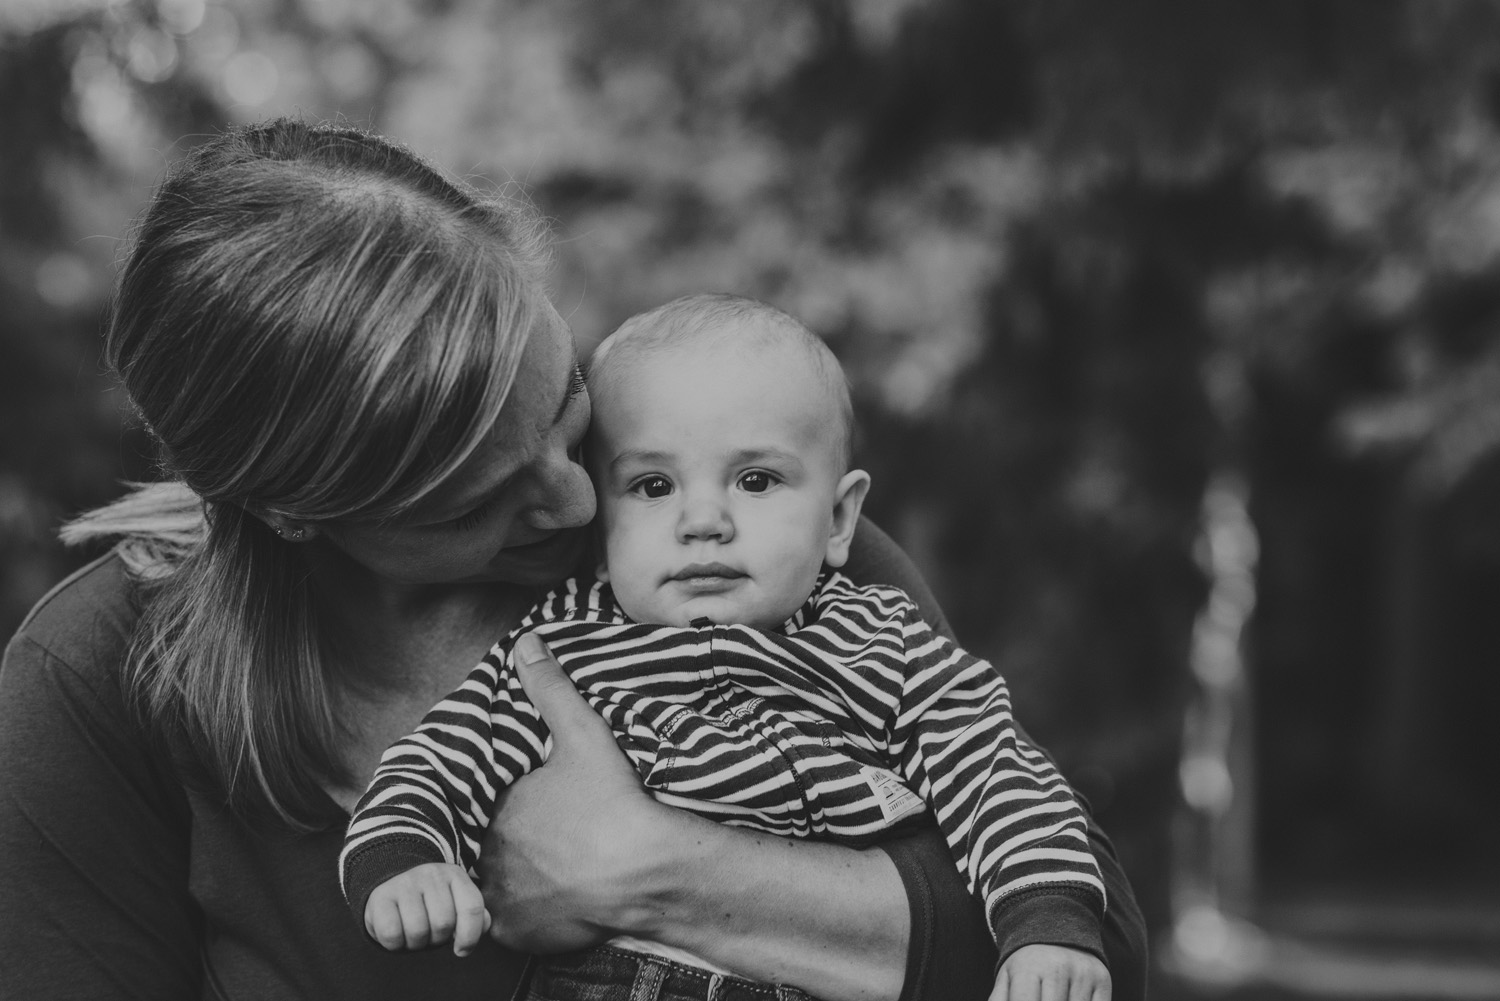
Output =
[
  {"x1": 861, "y1": 765, "x2": 926, "y2": 825},
  {"x1": 657, "y1": 704, "x2": 694, "y2": 740},
  {"x1": 716, "y1": 697, "x2": 765, "y2": 727}
]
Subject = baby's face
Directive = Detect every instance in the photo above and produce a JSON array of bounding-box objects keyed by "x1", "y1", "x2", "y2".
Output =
[{"x1": 588, "y1": 334, "x2": 857, "y2": 629}]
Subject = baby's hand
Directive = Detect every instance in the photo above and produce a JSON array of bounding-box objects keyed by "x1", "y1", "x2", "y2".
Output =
[
  {"x1": 991, "y1": 943, "x2": 1111, "y2": 1001},
  {"x1": 363, "y1": 863, "x2": 491, "y2": 957}
]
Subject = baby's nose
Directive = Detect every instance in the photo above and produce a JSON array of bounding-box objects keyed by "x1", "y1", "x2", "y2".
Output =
[{"x1": 677, "y1": 495, "x2": 733, "y2": 542}]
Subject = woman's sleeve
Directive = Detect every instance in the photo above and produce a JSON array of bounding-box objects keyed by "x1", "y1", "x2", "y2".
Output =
[
  {"x1": 844, "y1": 517, "x2": 1149, "y2": 1001},
  {"x1": 0, "y1": 600, "x2": 200, "y2": 999}
]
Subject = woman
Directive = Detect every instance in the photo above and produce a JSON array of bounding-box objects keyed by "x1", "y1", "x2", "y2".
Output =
[{"x1": 0, "y1": 119, "x2": 1145, "y2": 1001}]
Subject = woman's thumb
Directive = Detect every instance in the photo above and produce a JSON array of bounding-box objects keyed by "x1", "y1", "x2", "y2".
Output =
[{"x1": 512, "y1": 633, "x2": 600, "y2": 748}]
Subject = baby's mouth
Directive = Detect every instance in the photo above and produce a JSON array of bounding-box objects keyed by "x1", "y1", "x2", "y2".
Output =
[{"x1": 669, "y1": 562, "x2": 745, "y2": 582}]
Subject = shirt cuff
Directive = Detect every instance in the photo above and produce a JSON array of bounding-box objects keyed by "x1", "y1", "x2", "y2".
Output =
[
  {"x1": 989, "y1": 885, "x2": 1106, "y2": 970},
  {"x1": 340, "y1": 836, "x2": 448, "y2": 934}
]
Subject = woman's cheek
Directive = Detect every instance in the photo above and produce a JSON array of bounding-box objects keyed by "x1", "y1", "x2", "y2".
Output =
[{"x1": 392, "y1": 533, "x2": 490, "y2": 579}]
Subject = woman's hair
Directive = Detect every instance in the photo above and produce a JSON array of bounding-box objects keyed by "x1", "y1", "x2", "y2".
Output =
[{"x1": 63, "y1": 118, "x2": 551, "y2": 827}]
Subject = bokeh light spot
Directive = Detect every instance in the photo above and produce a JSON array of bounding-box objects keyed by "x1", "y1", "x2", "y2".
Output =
[
  {"x1": 157, "y1": 0, "x2": 206, "y2": 35},
  {"x1": 127, "y1": 28, "x2": 178, "y2": 83},
  {"x1": 223, "y1": 50, "x2": 279, "y2": 106},
  {"x1": 35, "y1": 253, "x2": 96, "y2": 310},
  {"x1": 320, "y1": 39, "x2": 377, "y2": 100},
  {"x1": 1179, "y1": 754, "x2": 1234, "y2": 813}
]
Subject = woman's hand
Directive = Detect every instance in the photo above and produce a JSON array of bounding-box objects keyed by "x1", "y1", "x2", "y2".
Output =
[{"x1": 479, "y1": 632, "x2": 668, "y2": 953}]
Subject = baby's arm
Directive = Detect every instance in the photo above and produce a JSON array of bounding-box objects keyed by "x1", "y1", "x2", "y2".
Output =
[
  {"x1": 339, "y1": 648, "x2": 551, "y2": 937},
  {"x1": 885, "y1": 599, "x2": 1107, "y2": 981}
]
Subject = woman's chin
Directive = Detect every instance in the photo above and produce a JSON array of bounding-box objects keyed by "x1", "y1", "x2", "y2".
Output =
[{"x1": 482, "y1": 529, "x2": 588, "y2": 586}]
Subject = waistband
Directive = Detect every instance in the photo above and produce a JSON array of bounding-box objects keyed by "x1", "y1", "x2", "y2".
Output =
[{"x1": 529, "y1": 946, "x2": 816, "y2": 1001}]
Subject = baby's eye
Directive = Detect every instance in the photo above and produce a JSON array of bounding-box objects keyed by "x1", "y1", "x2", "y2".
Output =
[
  {"x1": 630, "y1": 475, "x2": 673, "y2": 499},
  {"x1": 738, "y1": 470, "x2": 777, "y2": 493}
]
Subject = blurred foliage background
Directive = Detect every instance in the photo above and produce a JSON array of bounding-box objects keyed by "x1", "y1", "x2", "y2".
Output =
[{"x1": 4, "y1": 0, "x2": 1500, "y2": 994}]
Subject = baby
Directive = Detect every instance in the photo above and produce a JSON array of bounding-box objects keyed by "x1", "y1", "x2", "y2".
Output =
[{"x1": 340, "y1": 293, "x2": 1110, "y2": 998}]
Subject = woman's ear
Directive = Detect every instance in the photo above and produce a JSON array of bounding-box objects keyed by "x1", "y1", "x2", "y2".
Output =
[
  {"x1": 254, "y1": 510, "x2": 318, "y2": 543},
  {"x1": 824, "y1": 469, "x2": 871, "y2": 568}
]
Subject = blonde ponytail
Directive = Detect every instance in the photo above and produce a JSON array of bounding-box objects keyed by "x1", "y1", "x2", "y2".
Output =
[{"x1": 60, "y1": 480, "x2": 204, "y2": 578}]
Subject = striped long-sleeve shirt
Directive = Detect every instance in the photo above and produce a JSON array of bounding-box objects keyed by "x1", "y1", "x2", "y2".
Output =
[{"x1": 339, "y1": 572, "x2": 1105, "y2": 943}]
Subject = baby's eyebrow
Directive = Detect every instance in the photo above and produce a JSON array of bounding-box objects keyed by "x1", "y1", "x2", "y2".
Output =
[
  {"x1": 609, "y1": 449, "x2": 672, "y2": 471},
  {"x1": 726, "y1": 447, "x2": 801, "y2": 466}
]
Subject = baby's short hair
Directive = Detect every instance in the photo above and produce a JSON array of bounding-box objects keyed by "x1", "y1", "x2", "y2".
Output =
[{"x1": 590, "y1": 293, "x2": 854, "y2": 467}]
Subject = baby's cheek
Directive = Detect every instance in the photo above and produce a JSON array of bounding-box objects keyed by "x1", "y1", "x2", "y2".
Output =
[
  {"x1": 604, "y1": 534, "x2": 646, "y2": 583},
  {"x1": 607, "y1": 569, "x2": 658, "y2": 623}
]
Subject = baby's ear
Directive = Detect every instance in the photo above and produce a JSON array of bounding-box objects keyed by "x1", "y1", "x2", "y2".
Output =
[
  {"x1": 581, "y1": 515, "x2": 609, "y2": 583},
  {"x1": 824, "y1": 469, "x2": 871, "y2": 568}
]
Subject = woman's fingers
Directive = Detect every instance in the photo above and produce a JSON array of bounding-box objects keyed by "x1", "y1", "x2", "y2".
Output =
[{"x1": 511, "y1": 633, "x2": 635, "y2": 777}]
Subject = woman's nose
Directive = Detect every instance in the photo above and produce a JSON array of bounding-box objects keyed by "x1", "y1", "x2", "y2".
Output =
[
  {"x1": 677, "y1": 492, "x2": 733, "y2": 543},
  {"x1": 527, "y1": 458, "x2": 596, "y2": 531}
]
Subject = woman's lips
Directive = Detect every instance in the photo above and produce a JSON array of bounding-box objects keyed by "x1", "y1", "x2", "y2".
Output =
[
  {"x1": 506, "y1": 531, "x2": 565, "y2": 553},
  {"x1": 498, "y1": 529, "x2": 585, "y2": 566}
]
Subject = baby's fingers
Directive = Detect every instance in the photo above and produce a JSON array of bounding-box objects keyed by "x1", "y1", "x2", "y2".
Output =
[
  {"x1": 449, "y1": 874, "x2": 491, "y2": 957},
  {"x1": 420, "y1": 880, "x2": 458, "y2": 948},
  {"x1": 1080, "y1": 970, "x2": 1111, "y2": 1001},
  {"x1": 364, "y1": 896, "x2": 408, "y2": 952},
  {"x1": 993, "y1": 944, "x2": 1110, "y2": 1001},
  {"x1": 1069, "y1": 957, "x2": 1111, "y2": 1001},
  {"x1": 395, "y1": 894, "x2": 434, "y2": 950}
]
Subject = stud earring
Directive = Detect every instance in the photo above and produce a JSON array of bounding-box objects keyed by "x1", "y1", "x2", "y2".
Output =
[{"x1": 273, "y1": 525, "x2": 307, "y2": 541}]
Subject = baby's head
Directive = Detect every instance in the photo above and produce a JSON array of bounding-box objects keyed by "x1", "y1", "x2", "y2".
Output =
[{"x1": 586, "y1": 293, "x2": 869, "y2": 628}]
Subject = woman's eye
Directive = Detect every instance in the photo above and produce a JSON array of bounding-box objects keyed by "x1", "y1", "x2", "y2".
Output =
[
  {"x1": 739, "y1": 471, "x2": 775, "y2": 493},
  {"x1": 632, "y1": 476, "x2": 673, "y2": 499},
  {"x1": 449, "y1": 497, "x2": 497, "y2": 532}
]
